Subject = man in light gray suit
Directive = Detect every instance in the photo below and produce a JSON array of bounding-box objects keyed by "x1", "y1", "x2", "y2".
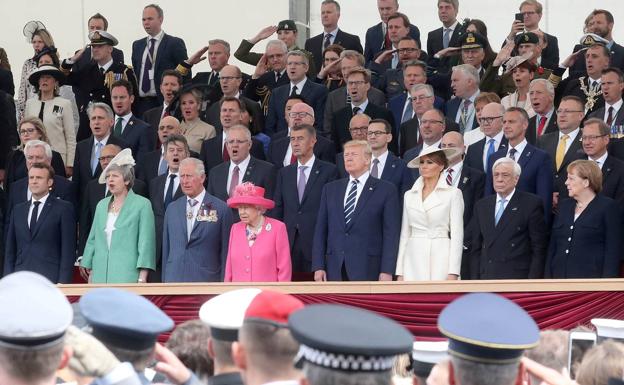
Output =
[{"x1": 162, "y1": 158, "x2": 233, "y2": 282}]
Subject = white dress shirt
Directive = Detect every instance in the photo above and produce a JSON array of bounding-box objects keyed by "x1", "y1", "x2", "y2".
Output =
[
  {"x1": 28, "y1": 193, "x2": 49, "y2": 226},
  {"x1": 99, "y1": 58, "x2": 113, "y2": 73},
  {"x1": 324, "y1": 27, "x2": 339, "y2": 45},
  {"x1": 114, "y1": 113, "x2": 132, "y2": 134},
  {"x1": 371, "y1": 150, "x2": 389, "y2": 177},
  {"x1": 227, "y1": 155, "x2": 251, "y2": 191},
  {"x1": 604, "y1": 99, "x2": 623, "y2": 125},
  {"x1": 139, "y1": 30, "x2": 165, "y2": 97},
  {"x1": 558, "y1": 128, "x2": 580, "y2": 154},
  {"x1": 297, "y1": 155, "x2": 316, "y2": 185},
  {"x1": 344, "y1": 171, "x2": 370, "y2": 208},
  {"x1": 590, "y1": 151, "x2": 609, "y2": 170},
  {"x1": 163, "y1": 171, "x2": 180, "y2": 199},
  {"x1": 186, "y1": 189, "x2": 206, "y2": 240},
  {"x1": 445, "y1": 161, "x2": 464, "y2": 187},
  {"x1": 482, "y1": 130, "x2": 505, "y2": 168},
  {"x1": 351, "y1": 99, "x2": 369, "y2": 113},
  {"x1": 506, "y1": 139, "x2": 528, "y2": 161},
  {"x1": 495, "y1": 189, "x2": 516, "y2": 219},
  {"x1": 290, "y1": 78, "x2": 308, "y2": 96}
]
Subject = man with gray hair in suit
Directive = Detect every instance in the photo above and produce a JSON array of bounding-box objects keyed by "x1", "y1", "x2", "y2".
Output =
[{"x1": 161, "y1": 157, "x2": 233, "y2": 282}]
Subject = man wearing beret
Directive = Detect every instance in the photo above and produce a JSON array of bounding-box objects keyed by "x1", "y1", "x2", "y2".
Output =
[
  {"x1": 62, "y1": 30, "x2": 139, "y2": 142},
  {"x1": 234, "y1": 20, "x2": 316, "y2": 77}
]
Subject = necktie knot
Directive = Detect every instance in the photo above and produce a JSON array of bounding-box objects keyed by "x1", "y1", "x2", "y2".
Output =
[
  {"x1": 188, "y1": 199, "x2": 198, "y2": 208},
  {"x1": 509, "y1": 148, "x2": 517, "y2": 160},
  {"x1": 32, "y1": 201, "x2": 40, "y2": 208},
  {"x1": 352, "y1": 106, "x2": 360, "y2": 115}
]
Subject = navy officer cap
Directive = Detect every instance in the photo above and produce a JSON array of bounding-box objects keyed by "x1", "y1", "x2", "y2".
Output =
[
  {"x1": 0, "y1": 271, "x2": 72, "y2": 349},
  {"x1": 289, "y1": 304, "x2": 413, "y2": 372},
  {"x1": 199, "y1": 288, "x2": 262, "y2": 342},
  {"x1": 438, "y1": 293, "x2": 539, "y2": 364},
  {"x1": 79, "y1": 288, "x2": 174, "y2": 351}
]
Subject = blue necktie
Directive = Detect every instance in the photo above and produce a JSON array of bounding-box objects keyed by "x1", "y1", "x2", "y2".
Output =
[
  {"x1": 401, "y1": 100, "x2": 413, "y2": 123},
  {"x1": 495, "y1": 198, "x2": 507, "y2": 226},
  {"x1": 158, "y1": 156, "x2": 168, "y2": 175},
  {"x1": 485, "y1": 138, "x2": 495, "y2": 170},
  {"x1": 164, "y1": 174, "x2": 176, "y2": 209},
  {"x1": 92, "y1": 142, "x2": 102, "y2": 175},
  {"x1": 344, "y1": 180, "x2": 359, "y2": 224}
]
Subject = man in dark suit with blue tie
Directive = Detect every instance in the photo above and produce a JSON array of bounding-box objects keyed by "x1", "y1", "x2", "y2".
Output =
[
  {"x1": 367, "y1": 119, "x2": 414, "y2": 200},
  {"x1": 312, "y1": 140, "x2": 400, "y2": 281},
  {"x1": 364, "y1": 1, "x2": 421, "y2": 67},
  {"x1": 304, "y1": 0, "x2": 363, "y2": 76},
  {"x1": 149, "y1": 135, "x2": 188, "y2": 282},
  {"x1": 426, "y1": 0, "x2": 463, "y2": 73},
  {"x1": 272, "y1": 124, "x2": 338, "y2": 280},
  {"x1": 132, "y1": 4, "x2": 189, "y2": 116},
  {"x1": 162, "y1": 158, "x2": 233, "y2": 282},
  {"x1": 265, "y1": 51, "x2": 328, "y2": 136},
  {"x1": 110, "y1": 80, "x2": 154, "y2": 160},
  {"x1": 5, "y1": 163, "x2": 76, "y2": 283},
  {"x1": 471, "y1": 157, "x2": 548, "y2": 279},
  {"x1": 486, "y1": 107, "x2": 553, "y2": 224},
  {"x1": 464, "y1": 102, "x2": 509, "y2": 173}
]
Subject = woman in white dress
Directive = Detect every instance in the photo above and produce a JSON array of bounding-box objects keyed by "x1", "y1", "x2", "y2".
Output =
[
  {"x1": 501, "y1": 60, "x2": 536, "y2": 118},
  {"x1": 396, "y1": 147, "x2": 464, "y2": 281}
]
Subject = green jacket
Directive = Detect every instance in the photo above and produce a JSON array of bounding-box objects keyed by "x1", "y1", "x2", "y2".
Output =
[
  {"x1": 82, "y1": 190, "x2": 156, "y2": 283},
  {"x1": 233, "y1": 39, "x2": 316, "y2": 77},
  {"x1": 480, "y1": 64, "x2": 552, "y2": 97}
]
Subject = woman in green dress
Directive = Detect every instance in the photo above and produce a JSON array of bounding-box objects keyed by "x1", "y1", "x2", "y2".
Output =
[{"x1": 81, "y1": 149, "x2": 155, "y2": 283}]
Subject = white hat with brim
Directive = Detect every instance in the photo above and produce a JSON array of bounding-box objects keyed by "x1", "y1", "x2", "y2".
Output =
[
  {"x1": 98, "y1": 148, "x2": 135, "y2": 184},
  {"x1": 407, "y1": 147, "x2": 460, "y2": 169},
  {"x1": 591, "y1": 318, "x2": 624, "y2": 340}
]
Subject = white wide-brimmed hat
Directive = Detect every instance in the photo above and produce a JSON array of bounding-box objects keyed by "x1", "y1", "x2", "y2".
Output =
[
  {"x1": 407, "y1": 146, "x2": 460, "y2": 169},
  {"x1": 98, "y1": 148, "x2": 135, "y2": 184}
]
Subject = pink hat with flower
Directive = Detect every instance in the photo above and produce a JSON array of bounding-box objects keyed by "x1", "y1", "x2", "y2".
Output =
[{"x1": 227, "y1": 182, "x2": 275, "y2": 210}]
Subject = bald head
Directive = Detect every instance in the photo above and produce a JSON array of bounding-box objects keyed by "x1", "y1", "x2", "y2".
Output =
[
  {"x1": 288, "y1": 102, "x2": 315, "y2": 128},
  {"x1": 441, "y1": 131, "x2": 465, "y2": 165},
  {"x1": 158, "y1": 116, "x2": 181, "y2": 143},
  {"x1": 348, "y1": 113, "x2": 371, "y2": 141}
]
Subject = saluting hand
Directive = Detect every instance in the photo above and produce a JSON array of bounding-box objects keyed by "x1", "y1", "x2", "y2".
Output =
[{"x1": 186, "y1": 46, "x2": 209, "y2": 66}]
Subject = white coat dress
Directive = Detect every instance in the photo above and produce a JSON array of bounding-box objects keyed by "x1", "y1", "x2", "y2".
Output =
[{"x1": 396, "y1": 175, "x2": 464, "y2": 280}]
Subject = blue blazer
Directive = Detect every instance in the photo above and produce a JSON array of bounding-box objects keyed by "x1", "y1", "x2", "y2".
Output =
[
  {"x1": 162, "y1": 192, "x2": 233, "y2": 282},
  {"x1": 485, "y1": 143, "x2": 553, "y2": 225},
  {"x1": 380, "y1": 152, "x2": 414, "y2": 200},
  {"x1": 118, "y1": 115, "x2": 155, "y2": 160},
  {"x1": 364, "y1": 22, "x2": 421, "y2": 66},
  {"x1": 312, "y1": 177, "x2": 400, "y2": 281},
  {"x1": 131, "y1": 34, "x2": 189, "y2": 99},
  {"x1": 272, "y1": 159, "x2": 338, "y2": 265},
  {"x1": 445, "y1": 97, "x2": 479, "y2": 132},
  {"x1": 546, "y1": 196, "x2": 622, "y2": 278},
  {"x1": 5, "y1": 197, "x2": 76, "y2": 283},
  {"x1": 265, "y1": 80, "x2": 328, "y2": 136}
]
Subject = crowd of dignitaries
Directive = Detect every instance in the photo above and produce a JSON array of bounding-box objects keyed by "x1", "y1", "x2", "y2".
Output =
[
  {"x1": 4, "y1": 270, "x2": 623, "y2": 385},
  {"x1": 4, "y1": 0, "x2": 624, "y2": 283}
]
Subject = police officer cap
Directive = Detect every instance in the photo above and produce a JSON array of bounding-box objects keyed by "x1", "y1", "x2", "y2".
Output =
[
  {"x1": 289, "y1": 304, "x2": 413, "y2": 372},
  {"x1": 461, "y1": 32, "x2": 487, "y2": 50},
  {"x1": 277, "y1": 20, "x2": 297, "y2": 32},
  {"x1": 89, "y1": 30, "x2": 119, "y2": 46},
  {"x1": 199, "y1": 288, "x2": 262, "y2": 341},
  {"x1": 438, "y1": 293, "x2": 539, "y2": 364},
  {"x1": 79, "y1": 288, "x2": 174, "y2": 351},
  {"x1": 514, "y1": 32, "x2": 539, "y2": 46},
  {"x1": 591, "y1": 318, "x2": 624, "y2": 343},
  {"x1": 0, "y1": 271, "x2": 72, "y2": 349},
  {"x1": 410, "y1": 341, "x2": 448, "y2": 378}
]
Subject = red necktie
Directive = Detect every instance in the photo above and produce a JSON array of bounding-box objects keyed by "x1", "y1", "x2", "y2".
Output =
[
  {"x1": 537, "y1": 116, "x2": 547, "y2": 137},
  {"x1": 222, "y1": 142, "x2": 230, "y2": 162},
  {"x1": 607, "y1": 106, "x2": 615, "y2": 127},
  {"x1": 446, "y1": 168, "x2": 454, "y2": 186},
  {"x1": 384, "y1": 26, "x2": 392, "y2": 50},
  {"x1": 290, "y1": 153, "x2": 297, "y2": 165}
]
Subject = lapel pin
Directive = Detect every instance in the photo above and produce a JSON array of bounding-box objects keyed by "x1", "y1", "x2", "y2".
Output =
[
  {"x1": 315, "y1": 170, "x2": 319, "y2": 174},
  {"x1": 462, "y1": 176, "x2": 469, "y2": 184},
  {"x1": 512, "y1": 207, "x2": 518, "y2": 211},
  {"x1": 392, "y1": 164, "x2": 396, "y2": 168},
  {"x1": 265, "y1": 223, "x2": 272, "y2": 231},
  {"x1": 369, "y1": 187, "x2": 373, "y2": 190}
]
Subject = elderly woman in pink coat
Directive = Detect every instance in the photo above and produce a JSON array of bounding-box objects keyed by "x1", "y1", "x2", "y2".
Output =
[{"x1": 225, "y1": 183, "x2": 292, "y2": 282}]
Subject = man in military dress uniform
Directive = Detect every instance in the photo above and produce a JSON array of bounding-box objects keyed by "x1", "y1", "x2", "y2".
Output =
[{"x1": 62, "y1": 31, "x2": 139, "y2": 141}]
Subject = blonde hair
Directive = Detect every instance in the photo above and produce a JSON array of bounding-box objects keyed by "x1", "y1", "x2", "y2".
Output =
[
  {"x1": 19, "y1": 117, "x2": 49, "y2": 144},
  {"x1": 567, "y1": 160, "x2": 602, "y2": 194},
  {"x1": 343, "y1": 140, "x2": 372, "y2": 159},
  {"x1": 576, "y1": 341, "x2": 624, "y2": 385}
]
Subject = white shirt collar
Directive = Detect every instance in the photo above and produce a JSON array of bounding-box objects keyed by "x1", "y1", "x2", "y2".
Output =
[
  {"x1": 444, "y1": 21, "x2": 459, "y2": 31},
  {"x1": 590, "y1": 151, "x2": 609, "y2": 169},
  {"x1": 351, "y1": 98, "x2": 369, "y2": 110},
  {"x1": 231, "y1": 154, "x2": 251, "y2": 169},
  {"x1": 147, "y1": 30, "x2": 165, "y2": 42},
  {"x1": 298, "y1": 154, "x2": 316, "y2": 169},
  {"x1": 115, "y1": 112, "x2": 133, "y2": 125},
  {"x1": 606, "y1": 99, "x2": 623, "y2": 111},
  {"x1": 487, "y1": 130, "x2": 505, "y2": 142},
  {"x1": 497, "y1": 188, "x2": 516, "y2": 203},
  {"x1": 94, "y1": 134, "x2": 110, "y2": 146},
  {"x1": 324, "y1": 27, "x2": 339, "y2": 37},
  {"x1": 508, "y1": 139, "x2": 528, "y2": 157},
  {"x1": 32, "y1": 192, "x2": 50, "y2": 205},
  {"x1": 560, "y1": 127, "x2": 580, "y2": 142},
  {"x1": 349, "y1": 170, "x2": 370, "y2": 186},
  {"x1": 99, "y1": 59, "x2": 114, "y2": 72},
  {"x1": 187, "y1": 188, "x2": 206, "y2": 205},
  {"x1": 291, "y1": 78, "x2": 307, "y2": 92}
]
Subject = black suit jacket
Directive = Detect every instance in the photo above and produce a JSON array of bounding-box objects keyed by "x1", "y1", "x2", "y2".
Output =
[
  {"x1": 471, "y1": 191, "x2": 548, "y2": 279},
  {"x1": 536, "y1": 131, "x2": 584, "y2": 199},
  {"x1": 116, "y1": 115, "x2": 154, "y2": 160},
  {"x1": 0, "y1": 91, "x2": 17, "y2": 171},
  {"x1": 331, "y1": 103, "x2": 395, "y2": 152},
  {"x1": 205, "y1": 96, "x2": 265, "y2": 134},
  {"x1": 464, "y1": 136, "x2": 509, "y2": 173},
  {"x1": 206, "y1": 157, "x2": 276, "y2": 219},
  {"x1": 556, "y1": 77, "x2": 604, "y2": 117},
  {"x1": 199, "y1": 133, "x2": 266, "y2": 177},
  {"x1": 142, "y1": 105, "x2": 164, "y2": 147},
  {"x1": 77, "y1": 178, "x2": 147, "y2": 256},
  {"x1": 364, "y1": 22, "x2": 421, "y2": 66},
  {"x1": 586, "y1": 154, "x2": 624, "y2": 206},
  {"x1": 457, "y1": 165, "x2": 485, "y2": 228},
  {"x1": 4, "y1": 150, "x2": 66, "y2": 193},
  {"x1": 72, "y1": 135, "x2": 128, "y2": 202},
  {"x1": 305, "y1": 29, "x2": 363, "y2": 74},
  {"x1": 546, "y1": 196, "x2": 621, "y2": 278},
  {"x1": 271, "y1": 159, "x2": 338, "y2": 268},
  {"x1": 426, "y1": 25, "x2": 464, "y2": 73},
  {"x1": 399, "y1": 117, "x2": 460, "y2": 157},
  {"x1": 379, "y1": 152, "x2": 414, "y2": 200},
  {"x1": 73, "y1": 47, "x2": 124, "y2": 73},
  {"x1": 5, "y1": 197, "x2": 76, "y2": 283},
  {"x1": 265, "y1": 80, "x2": 328, "y2": 136},
  {"x1": 0, "y1": 68, "x2": 14, "y2": 96},
  {"x1": 527, "y1": 111, "x2": 559, "y2": 145},
  {"x1": 267, "y1": 133, "x2": 335, "y2": 168}
]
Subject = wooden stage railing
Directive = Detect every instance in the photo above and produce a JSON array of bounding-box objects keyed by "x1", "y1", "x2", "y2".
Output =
[{"x1": 58, "y1": 279, "x2": 624, "y2": 296}]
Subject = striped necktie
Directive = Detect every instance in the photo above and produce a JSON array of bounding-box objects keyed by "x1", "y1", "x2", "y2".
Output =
[{"x1": 344, "y1": 179, "x2": 359, "y2": 224}]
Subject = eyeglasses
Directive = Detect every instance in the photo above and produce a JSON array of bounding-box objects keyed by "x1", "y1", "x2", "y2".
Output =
[
  {"x1": 556, "y1": 109, "x2": 584, "y2": 114},
  {"x1": 479, "y1": 116, "x2": 503, "y2": 124},
  {"x1": 349, "y1": 126, "x2": 368, "y2": 133},
  {"x1": 521, "y1": 11, "x2": 538, "y2": 16},
  {"x1": 287, "y1": 61, "x2": 306, "y2": 66},
  {"x1": 288, "y1": 112, "x2": 313, "y2": 119},
  {"x1": 398, "y1": 48, "x2": 419, "y2": 54},
  {"x1": 219, "y1": 76, "x2": 241, "y2": 82},
  {"x1": 98, "y1": 155, "x2": 116, "y2": 161},
  {"x1": 581, "y1": 134, "x2": 608, "y2": 141},
  {"x1": 347, "y1": 80, "x2": 367, "y2": 87},
  {"x1": 367, "y1": 131, "x2": 388, "y2": 137},
  {"x1": 421, "y1": 119, "x2": 444, "y2": 125},
  {"x1": 409, "y1": 95, "x2": 432, "y2": 102},
  {"x1": 20, "y1": 128, "x2": 37, "y2": 135},
  {"x1": 226, "y1": 139, "x2": 249, "y2": 145}
]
